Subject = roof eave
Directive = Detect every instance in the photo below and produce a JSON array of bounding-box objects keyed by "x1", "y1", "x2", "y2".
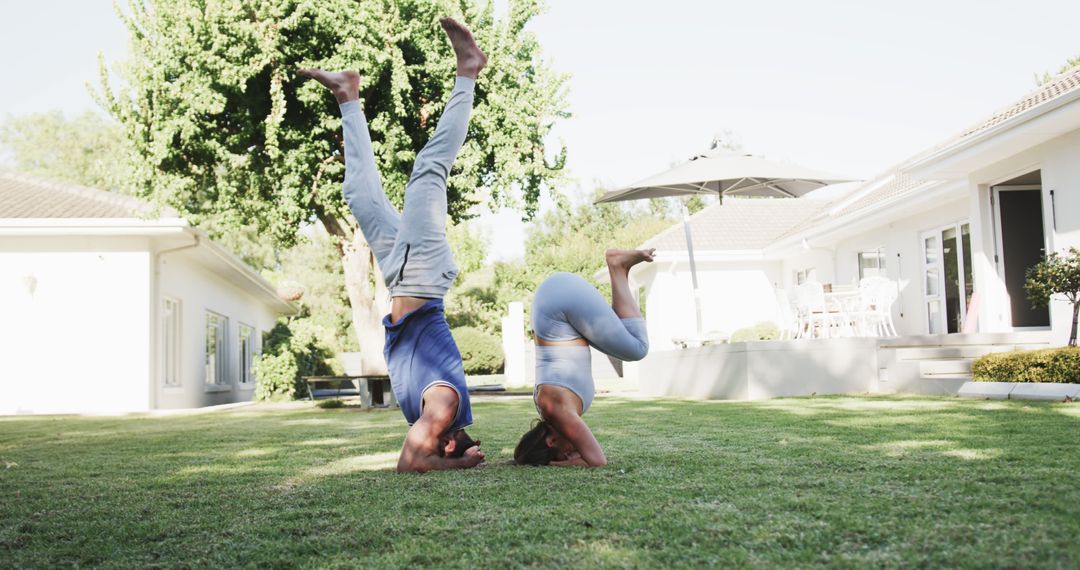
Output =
[{"x1": 904, "y1": 87, "x2": 1080, "y2": 178}]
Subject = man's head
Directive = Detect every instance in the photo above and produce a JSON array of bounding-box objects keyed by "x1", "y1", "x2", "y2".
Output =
[
  {"x1": 437, "y1": 429, "x2": 480, "y2": 458},
  {"x1": 513, "y1": 419, "x2": 575, "y2": 465}
]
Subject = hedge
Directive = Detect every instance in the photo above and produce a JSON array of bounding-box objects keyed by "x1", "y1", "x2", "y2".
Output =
[
  {"x1": 453, "y1": 326, "x2": 505, "y2": 375},
  {"x1": 971, "y1": 347, "x2": 1080, "y2": 383},
  {"x1": 730, "y1": 321, "x2": 781, "y2": 343}
]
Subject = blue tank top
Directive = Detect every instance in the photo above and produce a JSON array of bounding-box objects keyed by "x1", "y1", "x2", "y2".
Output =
[{"x1": 382, "y1": 299, "x2": 472, "y2": 431}]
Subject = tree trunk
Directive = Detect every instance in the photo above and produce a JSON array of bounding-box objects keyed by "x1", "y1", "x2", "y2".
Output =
[
  {"x1": 341, "y1": 232, "x2": 391, "y2": 375},
  {"x1": 1070, "y1": 301, "x2": 1079, "y2": 348}
]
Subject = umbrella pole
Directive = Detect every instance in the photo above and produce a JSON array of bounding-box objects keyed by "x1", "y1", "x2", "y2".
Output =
[{"x1": 681, "y1": 203, "x2": 703, "y2": 334}]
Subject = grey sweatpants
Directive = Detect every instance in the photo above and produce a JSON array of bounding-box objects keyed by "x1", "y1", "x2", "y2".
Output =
[{"x1": 340, "y1": 76, "x2": 474, "y2": 298}]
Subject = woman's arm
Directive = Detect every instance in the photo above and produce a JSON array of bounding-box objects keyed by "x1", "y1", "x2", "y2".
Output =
[{"x1": 546, "y1": 408, "x2": 607, "y2": 467}]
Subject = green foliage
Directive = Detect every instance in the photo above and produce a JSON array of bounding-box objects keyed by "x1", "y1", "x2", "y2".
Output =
[
  {"x1": 452, "y1": 326, "x2": 504, "y2": 375},
  {"x1": 252, "y1": 351, "x2": 300, "y2": 401},
  {"x1": 316, "y1": 398, "x2": 345, "y2": 409},
  {"x1": 267, "y1": 233, "x2": 359, "y2": 353},
  {"x1": 1037, "y1": 54, "x2": 1080, "y2": 85},
  {"x1": 98, "y1": 0, "x2": 569, "y2": 250},
  {"x1": 254, "y1": 318, "x2": 336, "y2": 400},
  {"x1": 1025, "y1": 247, "x2": 1080, "y2": 346},
  {"x1": 0, "y1": 111, "x2": 131, "y2": 193},
  {"x1": 445, "y1": 190, "x2": 674, "y2": 336},
  {"x1": 972, "y1": 347, "x2": 1080, "y2": 383},
  {"x1": 730, "y1": 321, "x2": 781, "y2": 343}
]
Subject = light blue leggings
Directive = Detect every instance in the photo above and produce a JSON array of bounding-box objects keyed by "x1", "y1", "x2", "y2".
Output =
[
  {"x1": 339, "y1": 77, "x2": 474, "y2": 298},
  {"x1": 532, "y1": 272, "x2": 650, "y2": 413}
]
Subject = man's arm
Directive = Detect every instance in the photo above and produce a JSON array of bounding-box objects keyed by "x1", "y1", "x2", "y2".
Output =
[{"x1": 396, "y1": 386, "x2": 484, "y2": 473}]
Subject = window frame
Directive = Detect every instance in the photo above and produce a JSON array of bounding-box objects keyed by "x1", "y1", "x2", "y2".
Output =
[
  {"x1": 237, "y1": 323, "x2": 258, "y2": 386},
  {"x1": 205, "y1": 310, "x2": 230, "y2": 387},
  {"x1": 161, "y1": 297, "x2": 182, "y2": 387}
]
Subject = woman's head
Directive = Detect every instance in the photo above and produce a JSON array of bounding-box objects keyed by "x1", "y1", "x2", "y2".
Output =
[{"x1": 514, "y1": 419, "x2": 574, "y2": 465}]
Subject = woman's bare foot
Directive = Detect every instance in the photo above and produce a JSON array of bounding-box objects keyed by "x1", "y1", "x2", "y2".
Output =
[
  {"x1": 439, "y1": 17, "x2": 487, "y2": 79},
  {"x1": 606, "y1": 248, "x2": 656, "y2": 271},
  {"x1": 297, "y1": 68, "x2": 361, "y2": 104}
]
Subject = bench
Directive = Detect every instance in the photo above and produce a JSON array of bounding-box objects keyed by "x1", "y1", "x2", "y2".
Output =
[{"x1": 303, "y1": 375, "x2": 397, "y2": 409}]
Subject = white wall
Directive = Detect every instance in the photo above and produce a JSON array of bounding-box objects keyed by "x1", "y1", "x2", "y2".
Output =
[
  {"x1": 638, "y1": 258, "x2": 784, "y2": 350},
  {"x1": 827, "y1": 197, "x2": 971, "y2": 336},
  {"x1": 156, "y1": 250, "x2": 280, "y2": 409},
  {"x1": 0, "y1": 237, "x2": 152, "y2": 414},
  {"x1": 969, "y1": 129, "x2": 1080, "y2": 345}
]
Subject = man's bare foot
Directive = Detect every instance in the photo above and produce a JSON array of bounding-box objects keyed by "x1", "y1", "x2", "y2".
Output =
[
  {"x1": 440, "y1": 17, "x2": 487, "y2": 79},
  {"x1": 606, "y1": 248, "x2": 657, "y2": 270},
  {"x1": 297, "y1": 68, "x2": 361, "y2": 105}
]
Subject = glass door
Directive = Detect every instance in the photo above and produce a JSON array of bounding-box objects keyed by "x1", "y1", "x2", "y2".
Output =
[{"x1": 922, "y1": 222, "x2": 974, "y2": 334}]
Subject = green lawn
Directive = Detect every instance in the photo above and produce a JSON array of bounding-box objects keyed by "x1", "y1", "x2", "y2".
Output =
[{"x1": 1, "y1": 396, "x2": 1078, "y2": 568}]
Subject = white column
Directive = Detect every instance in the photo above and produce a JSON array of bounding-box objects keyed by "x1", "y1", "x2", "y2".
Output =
[{"x1": 501, "y1": 301, "x2": 527, "y2": 387}]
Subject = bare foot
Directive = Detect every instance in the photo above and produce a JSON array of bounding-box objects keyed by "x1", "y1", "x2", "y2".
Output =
[
  {"x1": 440, "y1": 17, "x2": 487, "y2": 79},
  {"x1": 297, "y1": 68, "x2": 361, "y2": 104},
  {"x1": 606, "y1": 248, "x2": 656, "y2": 270}
]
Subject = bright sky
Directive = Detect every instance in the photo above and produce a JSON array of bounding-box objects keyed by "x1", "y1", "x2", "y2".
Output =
[{"x1": 2, "y1": 0, "x2": 1078, "y2": 260}]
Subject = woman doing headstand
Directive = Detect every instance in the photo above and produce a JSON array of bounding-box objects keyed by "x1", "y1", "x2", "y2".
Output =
[{"x1": 514, "y1": 248, "x2": 655, "y2": 467}]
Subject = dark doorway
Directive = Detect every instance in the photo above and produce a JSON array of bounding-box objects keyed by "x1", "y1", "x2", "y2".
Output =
[{"x1": 995, "y1": 173, "x2": 1050, "y2": 328}]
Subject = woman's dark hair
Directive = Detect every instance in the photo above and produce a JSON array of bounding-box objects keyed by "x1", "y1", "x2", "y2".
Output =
[{"x1": 513, "y1": 419, "x2": 559, "y2": 465}]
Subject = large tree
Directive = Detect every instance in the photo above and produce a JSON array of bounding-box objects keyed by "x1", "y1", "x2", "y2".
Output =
[
  {"x1": 98, "y1": 0, "x2": 567, "y2": 373},
  {"x1": 0, "y1": 111, "x2": 131, "y2": 193}
]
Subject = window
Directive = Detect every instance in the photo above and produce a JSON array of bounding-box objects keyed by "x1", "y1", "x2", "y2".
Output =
[
  {"x1": 205, "y1": 311, "x2": 228, "y2": 385},
  {"x1": 238, "y1": 324, "x2": 257, "y2": 385},
  {"x1": 858, "y1": 249, "x2": 886, "y2": 280},
  {"x1": 161, "y1": 298, "x2": 181, "y2": 386},
  {"x1": 795, "y1": 268, "x2": 817, "y2": 285}
]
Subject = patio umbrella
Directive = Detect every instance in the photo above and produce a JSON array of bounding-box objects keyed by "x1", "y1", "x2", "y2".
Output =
[{"x1": 596, "y1": 150, "x2": 854, "y2": 334}]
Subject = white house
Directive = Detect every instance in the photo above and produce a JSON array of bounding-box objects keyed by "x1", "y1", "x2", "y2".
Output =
[
  {"x1": 628, "y1": 65, "x2": 1080, "y2": 398},
  {"x1": 0, "y1": 173, "x2": 296, "y2": 414}
]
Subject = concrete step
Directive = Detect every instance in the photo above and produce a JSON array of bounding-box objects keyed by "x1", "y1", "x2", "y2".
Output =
[
  {"x1": 877, "y1": 331, "x2": 1051, "y2": 349},
  {"x1": 894, "y1": 345, "x2": 1013, "y2": 361},
  {"x1": 919, "y1": 358, "x2": 973, "y2": 376},
  {"x1": 914, "y1": 376, "x2": 969, "y2": 396}
]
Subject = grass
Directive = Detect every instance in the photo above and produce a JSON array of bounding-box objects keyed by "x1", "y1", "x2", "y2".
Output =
[{"x1": 1, "y1": 395, "x2": 1078, "y2": 568}]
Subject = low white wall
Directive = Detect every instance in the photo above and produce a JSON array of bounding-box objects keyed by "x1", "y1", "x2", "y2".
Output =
[
  {"x1": 639, "y1": 259, "x2": 784, "y2": 351},
  {"x1": 638, "y1": 338, "x2": 878, "y2": 400},
  {"x1": 0, "y1": 237, "x2": 153, "y2": 414}
]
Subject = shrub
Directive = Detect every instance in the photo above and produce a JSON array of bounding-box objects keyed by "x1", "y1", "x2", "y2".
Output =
[
  {"x1": 1025, "y1": 246, "x2": 1080, "y2": 347},
  {"x1": 972, "y1": 347, "x2": 1080, "y2": 383},
  {"x1": 316, "y1": 398, "x2": 345, "y2": 409},
  {"x1": 253, "y1": 318, "x2": 336, "y2": 401},
  {"x1": 253, "y1": 351, "x2": 301, "y2": 401},
  {"x1": 730, "y1": 321, "x2": 781, "y2": 343},
  {"x1": 453, "y1": 326, "x2": 505, "y2": 375}
]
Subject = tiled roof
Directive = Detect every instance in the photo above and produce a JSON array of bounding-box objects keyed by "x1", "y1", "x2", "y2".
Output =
[
  {"x1": 0, "y1": 172, "x2": 175, "y2": 219},
  {"x1": 957, "y1": 65, "x2": 1080, "y2": 140},
  {"x1": 643, "y1": 198, "x2": 830, "y2": 252}
]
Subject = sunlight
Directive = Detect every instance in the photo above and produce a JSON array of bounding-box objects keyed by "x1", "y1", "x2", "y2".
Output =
[
  {"x1": 175, "y1": 464, "x2": 258, "y2": 477},
  {"x1": 941, "y1": 448, "x2": 1001, "y2": 461},
  {"x1": 293, "y1": 438, "x2": 352, "y2": 446},
  {"x1": 276, "y1": 451, "x2": 400, "y2": 490},
  {"x1": 235, "y1": 448, "x2": 278, "y2": 458},
  {"x1": 861, "y1": 439, "x2": 952, "y2": 457},
  {"x1": 280, "y1": 419, "x2": 336, "y2": 426}
]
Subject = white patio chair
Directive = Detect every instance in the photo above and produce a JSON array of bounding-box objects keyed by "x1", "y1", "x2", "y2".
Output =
[
  {"x1": 774, "y1": 288, "x2": 799, "y2": 340},
  {"x1": 856, "y1": 277, "x2": 899, "y2": 337},
  {"x1": 793, "y1": 281, "x2": 842, "y2": 339}
]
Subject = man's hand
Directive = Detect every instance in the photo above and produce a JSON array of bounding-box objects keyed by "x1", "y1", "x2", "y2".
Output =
[{"x1": 461, "y1": 445, "x2": 485, "y2": 467}]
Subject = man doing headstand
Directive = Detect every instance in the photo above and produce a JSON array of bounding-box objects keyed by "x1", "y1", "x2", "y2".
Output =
[{"x1": 299, "y1": 17, "x2": 487, "y2": 473}]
